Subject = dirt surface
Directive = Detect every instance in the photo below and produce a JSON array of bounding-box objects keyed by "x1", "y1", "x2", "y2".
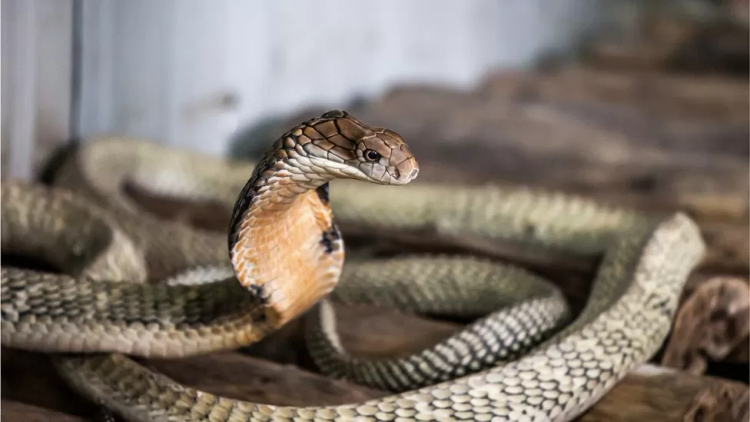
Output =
[{"x1": 5, "y1": 64, "x2": 749, "y2": 421}]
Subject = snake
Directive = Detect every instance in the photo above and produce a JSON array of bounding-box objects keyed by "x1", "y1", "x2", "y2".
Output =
[{"x1": 1, "y1": 110, "x2": 706, "y2": 422}]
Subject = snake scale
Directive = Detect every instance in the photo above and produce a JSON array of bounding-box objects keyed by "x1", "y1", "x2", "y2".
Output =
[{"x1": 1, "y1": 110, "x2": 705, "y2": 422}]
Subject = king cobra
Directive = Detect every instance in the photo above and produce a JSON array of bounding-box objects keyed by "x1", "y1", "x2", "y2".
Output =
[{"x1": 1, "y1": 110, "x2": 705, "y2": 422}]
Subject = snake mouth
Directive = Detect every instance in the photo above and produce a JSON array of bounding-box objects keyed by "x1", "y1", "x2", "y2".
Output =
[
  {"x1": 389, "y1": 160, "x2": 419, "y2": 185},
  {"x1": 408, "y1": 167, "x2": 419, "y2": 181}
]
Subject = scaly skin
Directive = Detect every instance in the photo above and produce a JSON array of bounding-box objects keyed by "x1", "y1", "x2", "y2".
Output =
[{"x1": 2, "y1": 111, "x2": 705, "y2": 422}]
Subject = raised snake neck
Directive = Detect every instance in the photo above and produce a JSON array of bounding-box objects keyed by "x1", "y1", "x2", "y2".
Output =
[
  {"x1": 2, "y1": 110, "x2": 706, "y2": 422},
  {"x1": 225, "y1": 110, "x2": 418, "y2": 327}
]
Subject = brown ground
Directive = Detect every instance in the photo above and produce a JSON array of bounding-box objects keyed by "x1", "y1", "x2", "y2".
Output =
[{"x1": 4, "y1": 58, "x2": 749, "y2": 422}]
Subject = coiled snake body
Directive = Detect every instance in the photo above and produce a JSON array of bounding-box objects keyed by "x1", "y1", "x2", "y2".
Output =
[{"x1": 1, "y1": 111, "x2": 705, "y2": 422}]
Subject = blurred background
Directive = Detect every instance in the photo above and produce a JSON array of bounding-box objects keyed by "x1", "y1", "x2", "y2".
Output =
[
  {"x1": 1, "y1": 1, "x2": 749, "y2": 420},
  {"x1": 2, "y1": 0, "x2": 747, "y2": 266},
  {"x1": 2, "y1": 0, "x2": 747, "y2": 176}
]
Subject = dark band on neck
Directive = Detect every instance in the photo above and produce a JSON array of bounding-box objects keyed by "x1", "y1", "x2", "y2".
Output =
[
  {"x1": 320, "y1": 223, "x2": 342, "y2": 254},
  {"x1": 316, "y1": 182, "x2": 330, "y2": 205}
]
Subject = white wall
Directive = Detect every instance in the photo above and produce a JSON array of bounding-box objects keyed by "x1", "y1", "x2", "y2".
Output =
[
  {"x1": 78, "y1": 0, "x2": 605, "y2": 157},
  {"x1": 2, "y1": 0, "x2": 605, "y2": 178},
  {"x1": 2, "y1": 0, "x2": 73, "y2": 179}
]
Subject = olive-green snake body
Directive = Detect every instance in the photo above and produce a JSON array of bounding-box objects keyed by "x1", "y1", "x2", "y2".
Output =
[{"x1": 1, "y1": 111, "x2": 705, "y2": 422}]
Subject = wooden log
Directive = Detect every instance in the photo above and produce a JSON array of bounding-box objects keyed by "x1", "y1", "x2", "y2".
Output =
[
  {"x1": 1, "y1": 400, "x2": 87, "y2": 422},
  {"x1": 581, "y1": 365, "x2": 749, "y2": 422},
  {"x1": 146, "y1": 351, "x2": 385, "y2": 407},
  {"x1": 728, "y1": 339, "x2": 750, "y2": 363},
  {"x1": 583, "y1": 8, "x2": 749, "y2": 78},
  {"x1": 662, "y1": 277, "x2": 750, "y2": 375}
]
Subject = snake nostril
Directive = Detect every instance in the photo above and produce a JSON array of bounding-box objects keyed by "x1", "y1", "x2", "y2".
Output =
[{"x1": 409, "y1": 168, "x2": 419, "y2": 180}]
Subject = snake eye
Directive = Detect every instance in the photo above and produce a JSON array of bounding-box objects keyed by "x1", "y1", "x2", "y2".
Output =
[{"x1": 364, "y1": 150, "x2": 380, "y2": 162}]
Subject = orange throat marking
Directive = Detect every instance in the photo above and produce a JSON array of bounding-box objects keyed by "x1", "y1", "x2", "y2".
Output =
[{"x1": 230, "y1": 180, "x2": 343, "y2": 328}]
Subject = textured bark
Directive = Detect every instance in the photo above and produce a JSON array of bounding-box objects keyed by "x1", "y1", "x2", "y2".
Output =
[
  {"x1": 662, "y1": 277, "x2": 750, "y2": 374},
  {"x1": 579, "y1": 366, "x2": 749, "y2": 422}
]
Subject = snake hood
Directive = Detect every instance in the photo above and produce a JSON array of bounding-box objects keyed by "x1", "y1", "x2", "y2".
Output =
[{"x1": 227, "y1": 110, "x2": 420, "y2": 327}]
